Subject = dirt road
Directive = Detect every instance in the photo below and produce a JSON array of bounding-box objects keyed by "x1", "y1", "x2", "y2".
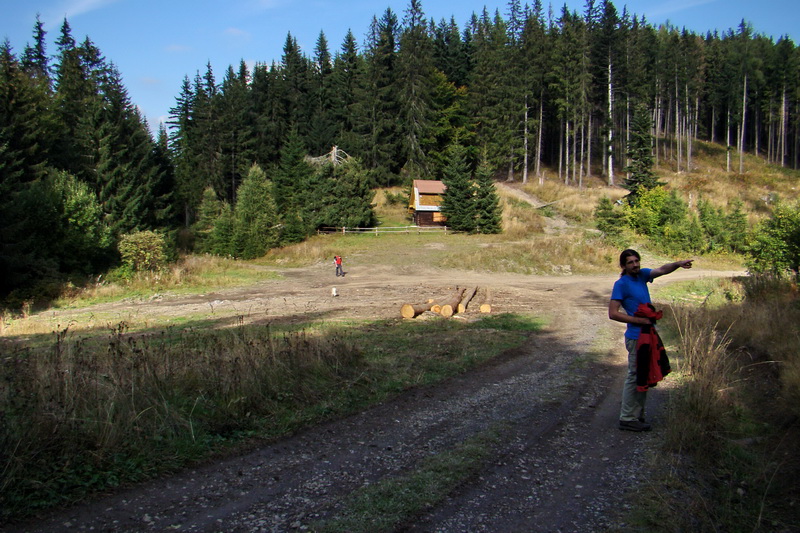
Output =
[{"x1": 7, "y1": 264, "x2": 742, "y2": 532}]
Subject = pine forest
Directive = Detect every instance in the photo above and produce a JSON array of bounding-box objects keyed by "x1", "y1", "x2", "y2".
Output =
[{"x1": 2, "y1": 0, "x2": 800, "y2": 300}]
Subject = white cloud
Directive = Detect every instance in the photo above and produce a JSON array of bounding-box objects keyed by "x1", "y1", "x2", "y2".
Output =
[
  {"x1": 645, "y1": 0, "x2": 718, "y2": 18},
  {"x1": 245, "y1": 0, "x2": 288, "y2": 12},
  {"x1": 225, "y1": 27, "x2": 250, "y2": 38},
  {"x1": 57, "y1": 0, "x2": 121, "y2": 19},
  {"x1": 165, "y1": 44, "x2": 192, "y2": 53},
  {"x1": 224, "y1": 27, "x2": 252, "y2": 44}
]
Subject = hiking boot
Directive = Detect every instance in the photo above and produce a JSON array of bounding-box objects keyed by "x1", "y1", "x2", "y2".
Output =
[{"x1": 619, "y1": 419, "x2": 652, "y2": 432}]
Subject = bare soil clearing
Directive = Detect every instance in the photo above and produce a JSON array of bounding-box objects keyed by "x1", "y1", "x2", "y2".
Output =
[{"x1": 7, "y1": 264, "x2": 743, "y2": 533}]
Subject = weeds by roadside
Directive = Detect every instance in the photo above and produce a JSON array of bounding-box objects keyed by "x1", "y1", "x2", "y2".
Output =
[
  {"x1": 0, "y1": 313, "x2": 540, "y2": 522},
  {"x1": 626, "y1": 275, "x2": 800, "y2": 532}
]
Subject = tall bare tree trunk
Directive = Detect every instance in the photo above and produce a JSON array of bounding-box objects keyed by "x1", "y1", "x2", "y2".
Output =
[
  {"x1": 711, "y1": 105, "x2": 717, "y2": 143},
  {"x1": 537, "y1": 94, "x2": 544, "y2": 184},
  {"x1": 572, "y1": 118, "x2": 578, "y2": 186},
  {"x1": 768, "y1": 105, "x2": 774, "y2": 164},
  {"x1": 558, "y1": 120, "x2": 564, "y2": 182},
  {"x1": 522, "y1": 95, "x2": 529, "y2": 184},
  {"x1": 726, "y1": 107, "x2": 732, "y2": 172},
  {"x1": 653, "y1": 88, "x2": 660, "y2": 168},
  {"x1": 689, "y1": 97, "x2": 695, "y2": 170},
  {"x1": 625, "y1": 97, "x2": 630, "y2": 180},
  {"x1": 675, "y1": 75, "x2": 681, "y2": 173},
  {"x1": 739, "y1": 73, "x2": 747, "y2": 174},
  {"x1": 607, "y1": 61, "x2": 614, "y2": 185},
  {"x1": 564, "y1": 119, "x2": 571, "y2": 185},
  {"x1": 586, "y1": 114, "x2": 592, "y2": 180},
  {"x1": 579, "y1": 119, "x2": 585, "y2": 189},
  {"x1": 780, "y1": 88, "x2": 787, "y2": 167}
]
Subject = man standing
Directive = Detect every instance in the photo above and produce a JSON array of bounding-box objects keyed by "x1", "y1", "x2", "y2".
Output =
[
  {"x1": 608, "y1": 249, "x2": 693, "y2": 431},
  {"x1": 333, "y1": 255, "x2": 343, "y2": 277}
]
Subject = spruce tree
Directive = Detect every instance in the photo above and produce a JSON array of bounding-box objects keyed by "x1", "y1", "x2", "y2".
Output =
[
  {"x1": 231, "y1": 164, "x2": 279, "y2": 259},
  {"x1": 95, "y1": 66, "x2": 164, "y2": 236},
  {"x1": 469, "y1": 10, "x2": 519, "y2": 178},
  {"x1": 274, "y1": 128, "x2": 315, "y2": 242},
  {"x1": 473, "y1": 158, "x2": 502, "y2": 233},
  {"x1": 312, "y1": 159, "x2": 376, "y2": 229},
  {"x1": 397, "y1": 0, "x2": 434, "y2": 176},
  {"x1": 209, "y1": 202, "x2": 235, "y2": 257},
  {"x1": 52, "y1": 19, "x2": 87, "y2": 176},
  {"x1": 331, "y1": 30, "x2": 366, "y2": 156},
  {"x1": 193, "y1": 186, "x2": 223, "y2": 253},
  {"x1": 440, "y1": 142, "x2": 476, "y2": 232},
  {"x1": 594, "y1": 196, "x2": 624, "y2": 240},
  {"x1": 623, "y1": 102, "x2": 661, "y2": 204},
  {"x1": 217, "y1": 61, "x2": 254, "y2": 203},
  {"x1": 280, "y1": 33, "x2": 312, "y2": 138},
  {"x1": 191, "y1": 64, "x2": 224, "y2": 200},
  {"x1": 307, "y1": 31, "x2": 337, "y2": 156},
  {"x1": 362, "y1": 9, "x2": 403, "y2": 185},
  {"x1": 169, "y1": 75, "x2": 204, "y2": 226},
  {"x1": 0, "y1": 41, "x2": 59, "y2": 296},
  {"x1": 20, "y1": 15, "x2": 50, "y2": 84},
  {"x1": 250, "y1": 62, "x2": 285, "y2": 166},
  {"x1": 431, "y1": 17, "x2": 471, "y2": 88},
  {"x1": 428, "y1": 70, "x2": 474, "y2": 174}
]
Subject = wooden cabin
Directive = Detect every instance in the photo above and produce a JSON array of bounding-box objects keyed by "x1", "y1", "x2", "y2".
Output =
[{"x1": 409, "y1": 179, "x2": 447, "y2": 226}]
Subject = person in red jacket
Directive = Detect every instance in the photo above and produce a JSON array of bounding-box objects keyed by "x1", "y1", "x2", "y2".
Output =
[
  {"x1": 608, "y1": 249, "x2": 693, "y2": 432},
  {"x1": 333, "y1": 255, "x2": 343, "y2": 277}
]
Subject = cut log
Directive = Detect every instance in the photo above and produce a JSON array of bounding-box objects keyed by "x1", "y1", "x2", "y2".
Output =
[
  {"x1": 479, "y1": 287, "x2": 493, "y2": 313},
  {"x1": 439, "y1": 288, "x2": 466, "y2": 318},
  {"x1": 457, "y1": 286, "x2": 478, "y2": 314},
  {"x1": 400, "y1": 302, "x2": 433, "y2": 319}
]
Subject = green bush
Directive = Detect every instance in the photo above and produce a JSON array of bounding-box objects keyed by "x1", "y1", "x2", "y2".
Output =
[
  {"x1": 746, "y1": 202, "x2": 800, "y2": 279},
  {"x1": 118, "y1": 231, "x2": 168, "y2": 272},
  {"x1": 384, "y1": 190, "x2": 409, "y2": 206},
  {"x1": 594, "y1": 196, "x2": 625, "y2": 240}
]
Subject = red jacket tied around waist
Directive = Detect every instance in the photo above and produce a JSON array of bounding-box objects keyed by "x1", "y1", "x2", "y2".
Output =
[{"x1": 633, "y1": 303, "x2": 671, "y2": 392}]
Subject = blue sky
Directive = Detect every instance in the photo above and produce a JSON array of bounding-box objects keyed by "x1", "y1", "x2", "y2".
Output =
[{"x1": 3, "y1": 0, "x2": 798, "y2": 134}]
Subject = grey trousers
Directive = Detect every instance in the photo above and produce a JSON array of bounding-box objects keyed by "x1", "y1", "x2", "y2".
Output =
[{"x1": 620, "y1": 337, "x2": 647, "y2": 421}]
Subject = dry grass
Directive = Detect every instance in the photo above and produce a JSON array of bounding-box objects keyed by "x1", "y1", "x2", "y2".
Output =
[
  {"x1": 435, "y1": 233, "x2": 619, "y2": 275},
  {"x1": 0, "y1": 309, "x2": 539, "y2": 521},
  {"x1": 498, "y1": 195, "x2": 546, "y2": 239},
  {"x1": 373, "y1": 187, "x2": 412, "y2": 226},
  {"x1": 56, "y1": 255, "x2": 278, "y2": 307},
  {"x1": 0, "y1": 256, "x2": 281, "y2": 338},
  {"x1": 639, "y1": 275, "x2": 800, "y2": 531},
  {"x1": 659, "y1": 139, "x2": 798, "y2": 224},
  {"x1": 520, "y1": 176, "x2": 626, "y2": 225},
  {"x1": 0, "y1": 322, "x2": 364, "y2": 518}
]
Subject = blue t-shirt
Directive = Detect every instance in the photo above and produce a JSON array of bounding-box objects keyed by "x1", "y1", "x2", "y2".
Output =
[{"x1": 611, "y1": 267, "x2": 653, "y2": 340}]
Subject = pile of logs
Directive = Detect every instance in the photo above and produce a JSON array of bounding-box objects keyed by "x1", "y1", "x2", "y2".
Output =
[{"x1": 400, "y1": 286, "x2": 492, "y2": 319}]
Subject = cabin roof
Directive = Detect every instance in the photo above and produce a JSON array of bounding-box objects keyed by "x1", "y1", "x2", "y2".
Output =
[{"x1": 412, "y1": 179, "x2": 446, "y2": 194}]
